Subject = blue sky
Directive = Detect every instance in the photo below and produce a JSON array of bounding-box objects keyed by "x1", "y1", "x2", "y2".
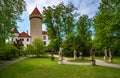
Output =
[{"x1": 17, "y1": 0, "x2": 101, "y2": 34}]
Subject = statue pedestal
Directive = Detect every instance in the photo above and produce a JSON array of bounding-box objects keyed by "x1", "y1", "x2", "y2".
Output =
[
  {"x1": 108, "y1": 57, "x2": 112, "y2": 62},
  {"x1": 58, "y1": 58, "x2": 63, "y2": 64},
  {"x1": 90, "y1": 60, "x2": 96, "y2": 66},
  {"x1": 104, "y1": 56, "x2": 108, "y2": 60}
]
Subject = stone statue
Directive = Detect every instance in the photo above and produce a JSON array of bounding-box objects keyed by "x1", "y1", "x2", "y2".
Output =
[
  {"x1": 74, "y1": 49, "x2": 77, "y2": 60},
  {"x1": 79, "y1": 52, "x2": 83, "y2": 60},
  {"x1": 58, "y1": 47, "x2": 64, "y2": 64},
  {"x1": 90, "y1": 47, "x2": 96, "y2": 66},
  {"x1": 108, "y1": 49, "x2": 112, "y2": 62},
  {"x1": 104, "y1": 48, "x2": 108, "y2": 60}
]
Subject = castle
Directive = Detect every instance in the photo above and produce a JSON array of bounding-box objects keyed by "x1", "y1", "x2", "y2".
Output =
[{"x1": 13, "y1": 7, "x2": 50, "y2": 46}]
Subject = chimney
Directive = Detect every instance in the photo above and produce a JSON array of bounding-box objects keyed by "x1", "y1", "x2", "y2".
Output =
[{"x1": 26, "y1": 30, "x2": 28, "y2": 34}]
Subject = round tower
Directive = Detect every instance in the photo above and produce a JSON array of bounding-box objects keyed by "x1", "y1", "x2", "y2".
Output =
[{"x1": 29, "y1": 7, "x2": 42, "y2": 42}]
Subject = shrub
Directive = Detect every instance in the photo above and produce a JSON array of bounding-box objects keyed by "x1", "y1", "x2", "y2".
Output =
[
  {"x1": 2, "y1": 43, "x2": 19, "y2": 60},
  {"x1": 25, "y1": 38, "x2": 46, "y2": 57},
  {"x1": 25, "y1": 44, "x2": 35, "y2": 55},
  {"x1": 32, "y1": 38, "x2": 45, "y2": 57}
]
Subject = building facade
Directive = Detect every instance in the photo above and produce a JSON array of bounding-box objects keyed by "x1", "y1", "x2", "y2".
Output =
[
  {"x1": 12, "y1": 7, "x2": 50, "y2": 46},
  {"x1": 42, "y1": 31, "x2": 50, "y2": 46},
  {"x1": 13, "y1": 28, "x2": 31, "y2": 46}
]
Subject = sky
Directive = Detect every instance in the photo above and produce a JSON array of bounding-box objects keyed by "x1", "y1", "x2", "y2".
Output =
[{"x1": 17, "y1": 0, "x2": 101, "y2": 34}]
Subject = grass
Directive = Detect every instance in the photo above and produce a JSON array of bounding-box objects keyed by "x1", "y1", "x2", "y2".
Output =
[
  {"x1": 68, "y1": 57, "x2": 90, "y2": 63},
  {"x1": 0, "y1": 60, "x2": 7, "y2": 64},
  {"x1": 0, "y1": 58, "x2": 18, "y2": 64},
  {"x1": 0, "y1": 57, "x2": 120, "y2": 78},
  {"x1": 112, "y1": 57, "x2": 120, "y2": 64},
  {"x1": 0, "y1": 56, "x2": 25, "y2": 64}
]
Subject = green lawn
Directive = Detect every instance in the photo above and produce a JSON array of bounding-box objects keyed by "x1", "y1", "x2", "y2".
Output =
[
  {"x1": 0, "y1": 57, "x2": 120, "y2": 78},
  {"x1": 0, "y1": 60, "x2": 7, "y2": 64}
]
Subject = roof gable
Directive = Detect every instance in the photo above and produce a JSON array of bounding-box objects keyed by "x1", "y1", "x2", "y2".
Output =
[{"x1": 19, "y1": 32, "x2": 31, "y2": 37}]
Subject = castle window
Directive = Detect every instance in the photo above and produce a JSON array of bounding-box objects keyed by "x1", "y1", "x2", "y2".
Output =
[
  {"x1": 22, "y1": 39, "x2": 24, "y2": 41},
  {"x1": 15, "y1": 38, "x2": 17, "y2": 41},
  {"x1": 43, "y1": 35, "x2": 46, "y2": 40},
  {"x1": 44, "y1": 41, "x2": 46, "y2": 46},
  {"x1": 27, "y1": 38, "x2": 29, "y2": 41}
]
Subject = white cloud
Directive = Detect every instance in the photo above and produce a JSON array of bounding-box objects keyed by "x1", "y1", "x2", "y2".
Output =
[
  {"x1": 17, "y1": 0, "x2": 101, "y2": 32},
  {"x1": 25, "y1": 0, "x2": 68, "y2": 14},
  {"x1": 73, "y1": 0, "x2": 101, "y2": 17},
  {"x1": 25, "y1": 0, "x2": 100, "y2": 17}
]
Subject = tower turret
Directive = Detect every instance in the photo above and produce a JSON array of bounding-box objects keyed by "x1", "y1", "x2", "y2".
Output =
[{"x1": 29, "y1": 7, "x2": 42, "y2": 42}]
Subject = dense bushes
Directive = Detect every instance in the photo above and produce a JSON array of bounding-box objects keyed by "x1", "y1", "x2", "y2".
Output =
[
  {"x1": 25, "y1": 38, "x2": 46, "y2": 57},
  {"x1": 63, "y1": 35, "x2": 91, "y2": 57},
  {"x1": 0, "y1": 43, "x2": 19, "y2": 60}
]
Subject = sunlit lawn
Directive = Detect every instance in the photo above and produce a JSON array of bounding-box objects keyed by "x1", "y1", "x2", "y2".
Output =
[{"x1": 0, "y1": 57, "x2": 120, "y2": 78}]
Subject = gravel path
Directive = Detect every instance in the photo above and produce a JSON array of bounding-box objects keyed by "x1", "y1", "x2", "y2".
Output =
[
  {"x1": 54, "y1": 55, "x2": 120, "y2": 68},
  {"x1": 0, "y1": 57, "x2": 27, "y2": 68},
  {"x1": 96, "y1": 60, "x2": 120, "y2": 68}
]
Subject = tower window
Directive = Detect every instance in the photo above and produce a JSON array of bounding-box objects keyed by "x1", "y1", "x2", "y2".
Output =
[{"x1": 43, "y1": 35, "x2": 46, "y2": 40}]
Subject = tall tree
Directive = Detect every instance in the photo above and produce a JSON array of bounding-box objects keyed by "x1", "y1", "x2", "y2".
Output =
[
  {"x1": 76, "y1": 15, "x2": 93, "y2": 55},
  {"x1": 43, "y1": 3, "x2": 77, "y2": 52},
  {"x1": 93, "y1": 0, "x2": 120, "y2": 55},
  {"x1": 0, "y1": 0, "x2": 26, "y2": 50}
]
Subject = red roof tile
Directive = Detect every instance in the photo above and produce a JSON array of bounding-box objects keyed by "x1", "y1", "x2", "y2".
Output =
[
  {"x1": 19, "y1": 32, "x2": 31, "y2": 37},
  {"x1": 13, "y1": 28, "x2": 19, "y2": 33},
  {"x1": 31, "y1": 7, "x2": 41, "y2": 15},
  {"x1": 42, "y1": 31, "x2": 48, "y2": 35}
]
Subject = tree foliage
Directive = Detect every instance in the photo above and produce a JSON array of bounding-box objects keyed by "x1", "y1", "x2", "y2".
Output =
[
  {"x1": 77, "y1": 15, "x2": 92, "y2": 44},
  {"x1": 0, "y1": 0, "x2": 26, "y2": 50},
  {"x1": 25, "y1": 38, "x2": 45, "y2": 57},
  {"x1": 1, "y1": 43, "x2": 19, "y2": 60},
  {"x1": 76, "y1": 15, "x2": 93, "y2": 55},
  {"x1": 43, "y1": 3, "x2": 93, "y2": 56},
  {"x1": 43, "y1": 3, "x2": 77, "y2": 52},
  {"x1": 93, "y1": 0, "x2": 120, "y2": 55}
]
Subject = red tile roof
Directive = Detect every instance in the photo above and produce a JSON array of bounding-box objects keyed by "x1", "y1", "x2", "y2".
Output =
[
  {"x1": 31, "y1": 7, "x2": 41, "y2": 15},
  {"x1": 13, "y1": 28, "x2": 19, "y2": 33},
  {"x1": 42, "y1": 31, "x2": 48, "y2": 35},
  {"x1": 19, "y1": 32, "x2": 31, "y2": 37}
]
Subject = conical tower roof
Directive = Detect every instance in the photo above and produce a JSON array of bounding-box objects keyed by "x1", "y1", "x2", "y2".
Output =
[
  {"x1": 13, "y1": 28, "x2": 19, "y2": 33},
  {"x1": 29, "y1": 7, "x2": 42, "y2": 20},
  {"x1": 30, "y1": 7, "x2": 41, "y2": 15}
]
